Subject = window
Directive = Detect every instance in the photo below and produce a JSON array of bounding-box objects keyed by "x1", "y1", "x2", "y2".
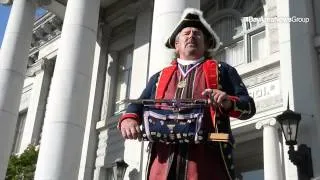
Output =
[
  {"x1": 12, "y1": 112, "x2": 27, "y2": 154},
  {"x1": 209, "y1": 1, "x2": 266, "y2": 67},
  {"x1": 225, "y1": 40, "x2": 245, "y2": 66},
  {"x1": 250, "y1": 31, "x2": 266, "y2": 62},
  {"x1": 114, "y1": 48, "x2": 133, "y2": 114}
]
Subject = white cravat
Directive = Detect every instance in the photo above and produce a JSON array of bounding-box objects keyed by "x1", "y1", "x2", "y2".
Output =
[
  {"x1": 177, "y1": 57, "x2": 205, "y2": 78},
  {"x1": 177, "y1": 56, "x2": 205, "y2": 65}
]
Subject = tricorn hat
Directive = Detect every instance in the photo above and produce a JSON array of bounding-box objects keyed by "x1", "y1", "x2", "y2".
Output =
[{"x1": 165, "y1": 8, "x2": 220, "y2": 51}]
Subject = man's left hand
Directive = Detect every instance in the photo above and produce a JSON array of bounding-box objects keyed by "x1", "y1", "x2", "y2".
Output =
[{"x1": 201, "y1": 89, "x2": 233, "y2": 111}]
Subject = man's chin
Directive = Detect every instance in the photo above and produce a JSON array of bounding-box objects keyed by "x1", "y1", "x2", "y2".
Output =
[{"x1": 185, "y1": 47, "x2": 198, "y2": 53}]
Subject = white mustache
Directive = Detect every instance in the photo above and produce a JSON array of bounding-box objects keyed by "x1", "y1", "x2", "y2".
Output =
[{"x1": 186, "y1": 41, "x2": 197, "y2": 46}]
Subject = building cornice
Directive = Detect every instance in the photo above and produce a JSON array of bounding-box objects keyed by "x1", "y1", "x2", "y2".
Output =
[
  {"x1": 28, "y1": 13, "x2": 62, "y2": 64},
  {"x1": 31, "y1": 12, "x2": 62, "y2": 49},
  {"x1": 0, "y1": 0, "x2": 12, "y2": 5},
  {"x1": 0, "y1": 0, "x2": 51, "y2": 6}
]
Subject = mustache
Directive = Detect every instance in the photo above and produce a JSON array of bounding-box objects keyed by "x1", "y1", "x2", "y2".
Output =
[
  {"x1": 186, "y1": 41, "x2": 198, "y2": 46},
  {"x1": 186, "y1": 37, "x2": 198, "y2": 45}
]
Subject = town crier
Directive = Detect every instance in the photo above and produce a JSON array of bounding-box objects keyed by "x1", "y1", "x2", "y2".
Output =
[{"x1": 118, "y1": 8, "x2": 256, "y2": 180}]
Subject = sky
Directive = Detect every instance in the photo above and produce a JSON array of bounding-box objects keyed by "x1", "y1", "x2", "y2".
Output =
[{"x1": 0, "y1": 4, "x2": 46, "y2": 47}]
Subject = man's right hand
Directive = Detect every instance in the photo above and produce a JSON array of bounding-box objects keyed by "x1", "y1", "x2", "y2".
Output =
[{"x1": 120, "y1": 118, "x2": 141, "y2": 140}]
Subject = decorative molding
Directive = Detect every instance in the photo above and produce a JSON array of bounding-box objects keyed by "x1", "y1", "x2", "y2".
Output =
[
  {"x1": 243, "y1": 67, "x2": 282, "y2": 113},
  {"x1": 26, "y1": 57, "x2": 55, "y2": 77},
  {"x1": 242, "y1": 67, "x2": 280, "y2": 88},
  {"x1": 28, "y1": 13, "x2": 62, "y2": 65},
  {"x1": 254, "y1": 94, "x2": 283, "y2": 112},
  {"x1": 255, "y1": 118, "x2": 278, "y2": 129},
  {"x1": 31, "y1": 13, "x2": 62, "y2": 49},
  {"x1": 96, "y1": 115, "x2": 125, "y2": 168}
]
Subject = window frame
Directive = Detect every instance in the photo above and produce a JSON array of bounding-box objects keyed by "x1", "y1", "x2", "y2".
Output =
[
  {"x1": 113, "y1": 46, "x2": 133, "y2": 115},
  {"x1": 12, "y1": 111, "x2": 28, "y2": 154}
]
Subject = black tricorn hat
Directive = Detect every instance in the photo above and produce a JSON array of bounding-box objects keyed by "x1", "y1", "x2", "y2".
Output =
[{"x1": 165, "y1": 8, "x2": 220, "y2": 51}]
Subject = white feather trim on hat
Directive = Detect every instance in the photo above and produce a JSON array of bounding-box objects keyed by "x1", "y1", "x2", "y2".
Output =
[{"x1": 181, "y1": 8, "x2": 203, "y2": 17}]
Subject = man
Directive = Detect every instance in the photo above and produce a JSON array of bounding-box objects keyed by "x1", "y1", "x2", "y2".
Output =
[{"x1": 118, "y1": 8, "x2": 255, "y2": 180}]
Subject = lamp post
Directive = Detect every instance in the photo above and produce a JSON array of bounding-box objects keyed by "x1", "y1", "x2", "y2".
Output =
[
  {"x1": 275, "y1": 104, "x2": 313, "y2": 180},
  {"x1": 112, "y1": 158, "x2": 128, "y2": 180}
]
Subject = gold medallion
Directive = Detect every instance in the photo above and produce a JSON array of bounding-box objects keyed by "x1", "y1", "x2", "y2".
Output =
[{"x1": 177, "y1": 80, "x2": 187, "y2": 88}]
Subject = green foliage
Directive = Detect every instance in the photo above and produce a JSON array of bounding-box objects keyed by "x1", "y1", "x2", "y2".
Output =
[{"x1": 5, "y1": 145, "x2": 39, "y2": 180}]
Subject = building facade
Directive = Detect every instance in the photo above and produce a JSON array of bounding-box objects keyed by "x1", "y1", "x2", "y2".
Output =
[{"x1": 0, "y1": 0, "x2": 320, "y2": 179}]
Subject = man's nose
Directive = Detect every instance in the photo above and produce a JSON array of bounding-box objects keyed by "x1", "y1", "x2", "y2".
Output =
[{"x1": 189, "y1": 31, "x2": 195, "y2": 37}]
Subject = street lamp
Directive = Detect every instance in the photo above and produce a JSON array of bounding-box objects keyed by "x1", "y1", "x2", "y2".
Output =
[
  {"x1": 112, "y1": 158, "x2": 128, "y2": 180},
  {"x1": 276, "y1": 103, "x2": 313, "y2": 180}
]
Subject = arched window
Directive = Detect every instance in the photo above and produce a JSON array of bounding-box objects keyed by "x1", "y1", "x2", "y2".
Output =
[{"x1": 205, "y1": 0, "x2": 266, "y2": 67}]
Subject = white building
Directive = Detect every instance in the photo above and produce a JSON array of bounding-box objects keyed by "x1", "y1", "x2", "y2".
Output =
[{"x1": 0, "y1": 0, "x2": 320, "y2": 179}]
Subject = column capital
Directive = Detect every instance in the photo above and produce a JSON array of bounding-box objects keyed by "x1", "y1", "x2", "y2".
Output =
[
  {"x1": 255, "y1": 118, "x2": 278, "y2": 130},
  {"x1": 31, "y1": 14, "x2": 62, "y2": 49},
  {"x1": 26, "y1": 57, "x2": 54, "y2": 77}
]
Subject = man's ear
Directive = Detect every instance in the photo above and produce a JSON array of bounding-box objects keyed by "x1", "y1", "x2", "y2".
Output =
[{"x1": 174, "y1": 40, "x2": 179, "y2": 51}]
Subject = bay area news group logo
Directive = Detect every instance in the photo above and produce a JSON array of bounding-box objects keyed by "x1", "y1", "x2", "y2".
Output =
[{"x1": 242, "y1": 16, "x2": 310, "y2": 24}]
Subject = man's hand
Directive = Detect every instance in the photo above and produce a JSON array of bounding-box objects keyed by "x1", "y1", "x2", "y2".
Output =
[
  {"x1": 201, "y1": 89, "x2": 233, "y2": 111},
  {"x1": 120, "y1": 118, "x2": 141, "y2": 140}
]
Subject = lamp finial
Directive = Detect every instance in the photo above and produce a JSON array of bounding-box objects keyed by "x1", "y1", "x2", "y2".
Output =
[{"x1": 287, "y1": 92, "x2": 290, "y2": 110}]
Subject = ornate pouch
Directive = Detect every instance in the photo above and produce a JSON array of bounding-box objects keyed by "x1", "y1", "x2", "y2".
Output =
[{"x1": 141, "y1": 107, "x2": 206, "y2": 144}]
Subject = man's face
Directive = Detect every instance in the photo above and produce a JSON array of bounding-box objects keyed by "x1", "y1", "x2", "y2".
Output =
[{"x1": 175, "y1": 27, "x2": 206, "y2": 59}]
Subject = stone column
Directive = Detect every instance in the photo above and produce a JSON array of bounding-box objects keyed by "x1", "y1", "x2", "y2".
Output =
[
  {"x1": 148, "y1": 0, "x2": 200, "y2": 76},
  {"x1": 126, "y1": 8, "x2": 153, "y2": 180},
  {"x1": 34, "y1": 0, "x2": 101, "y2": 179},
  {"x1": 78, "y1": 23, "x2": 111, "y2": 180},
  {"x1": 256, "y1": 119, "x2": 283, "y2": 180},
  {"x1": 0, "y1": 0, "x2": 35, "y2": 179},
  {"x1": 19, "y1": 58, "x2": 54, "y2": 152},
  {"x1": 277, "y1": 0, "x2": 320, "y2": 177}
]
